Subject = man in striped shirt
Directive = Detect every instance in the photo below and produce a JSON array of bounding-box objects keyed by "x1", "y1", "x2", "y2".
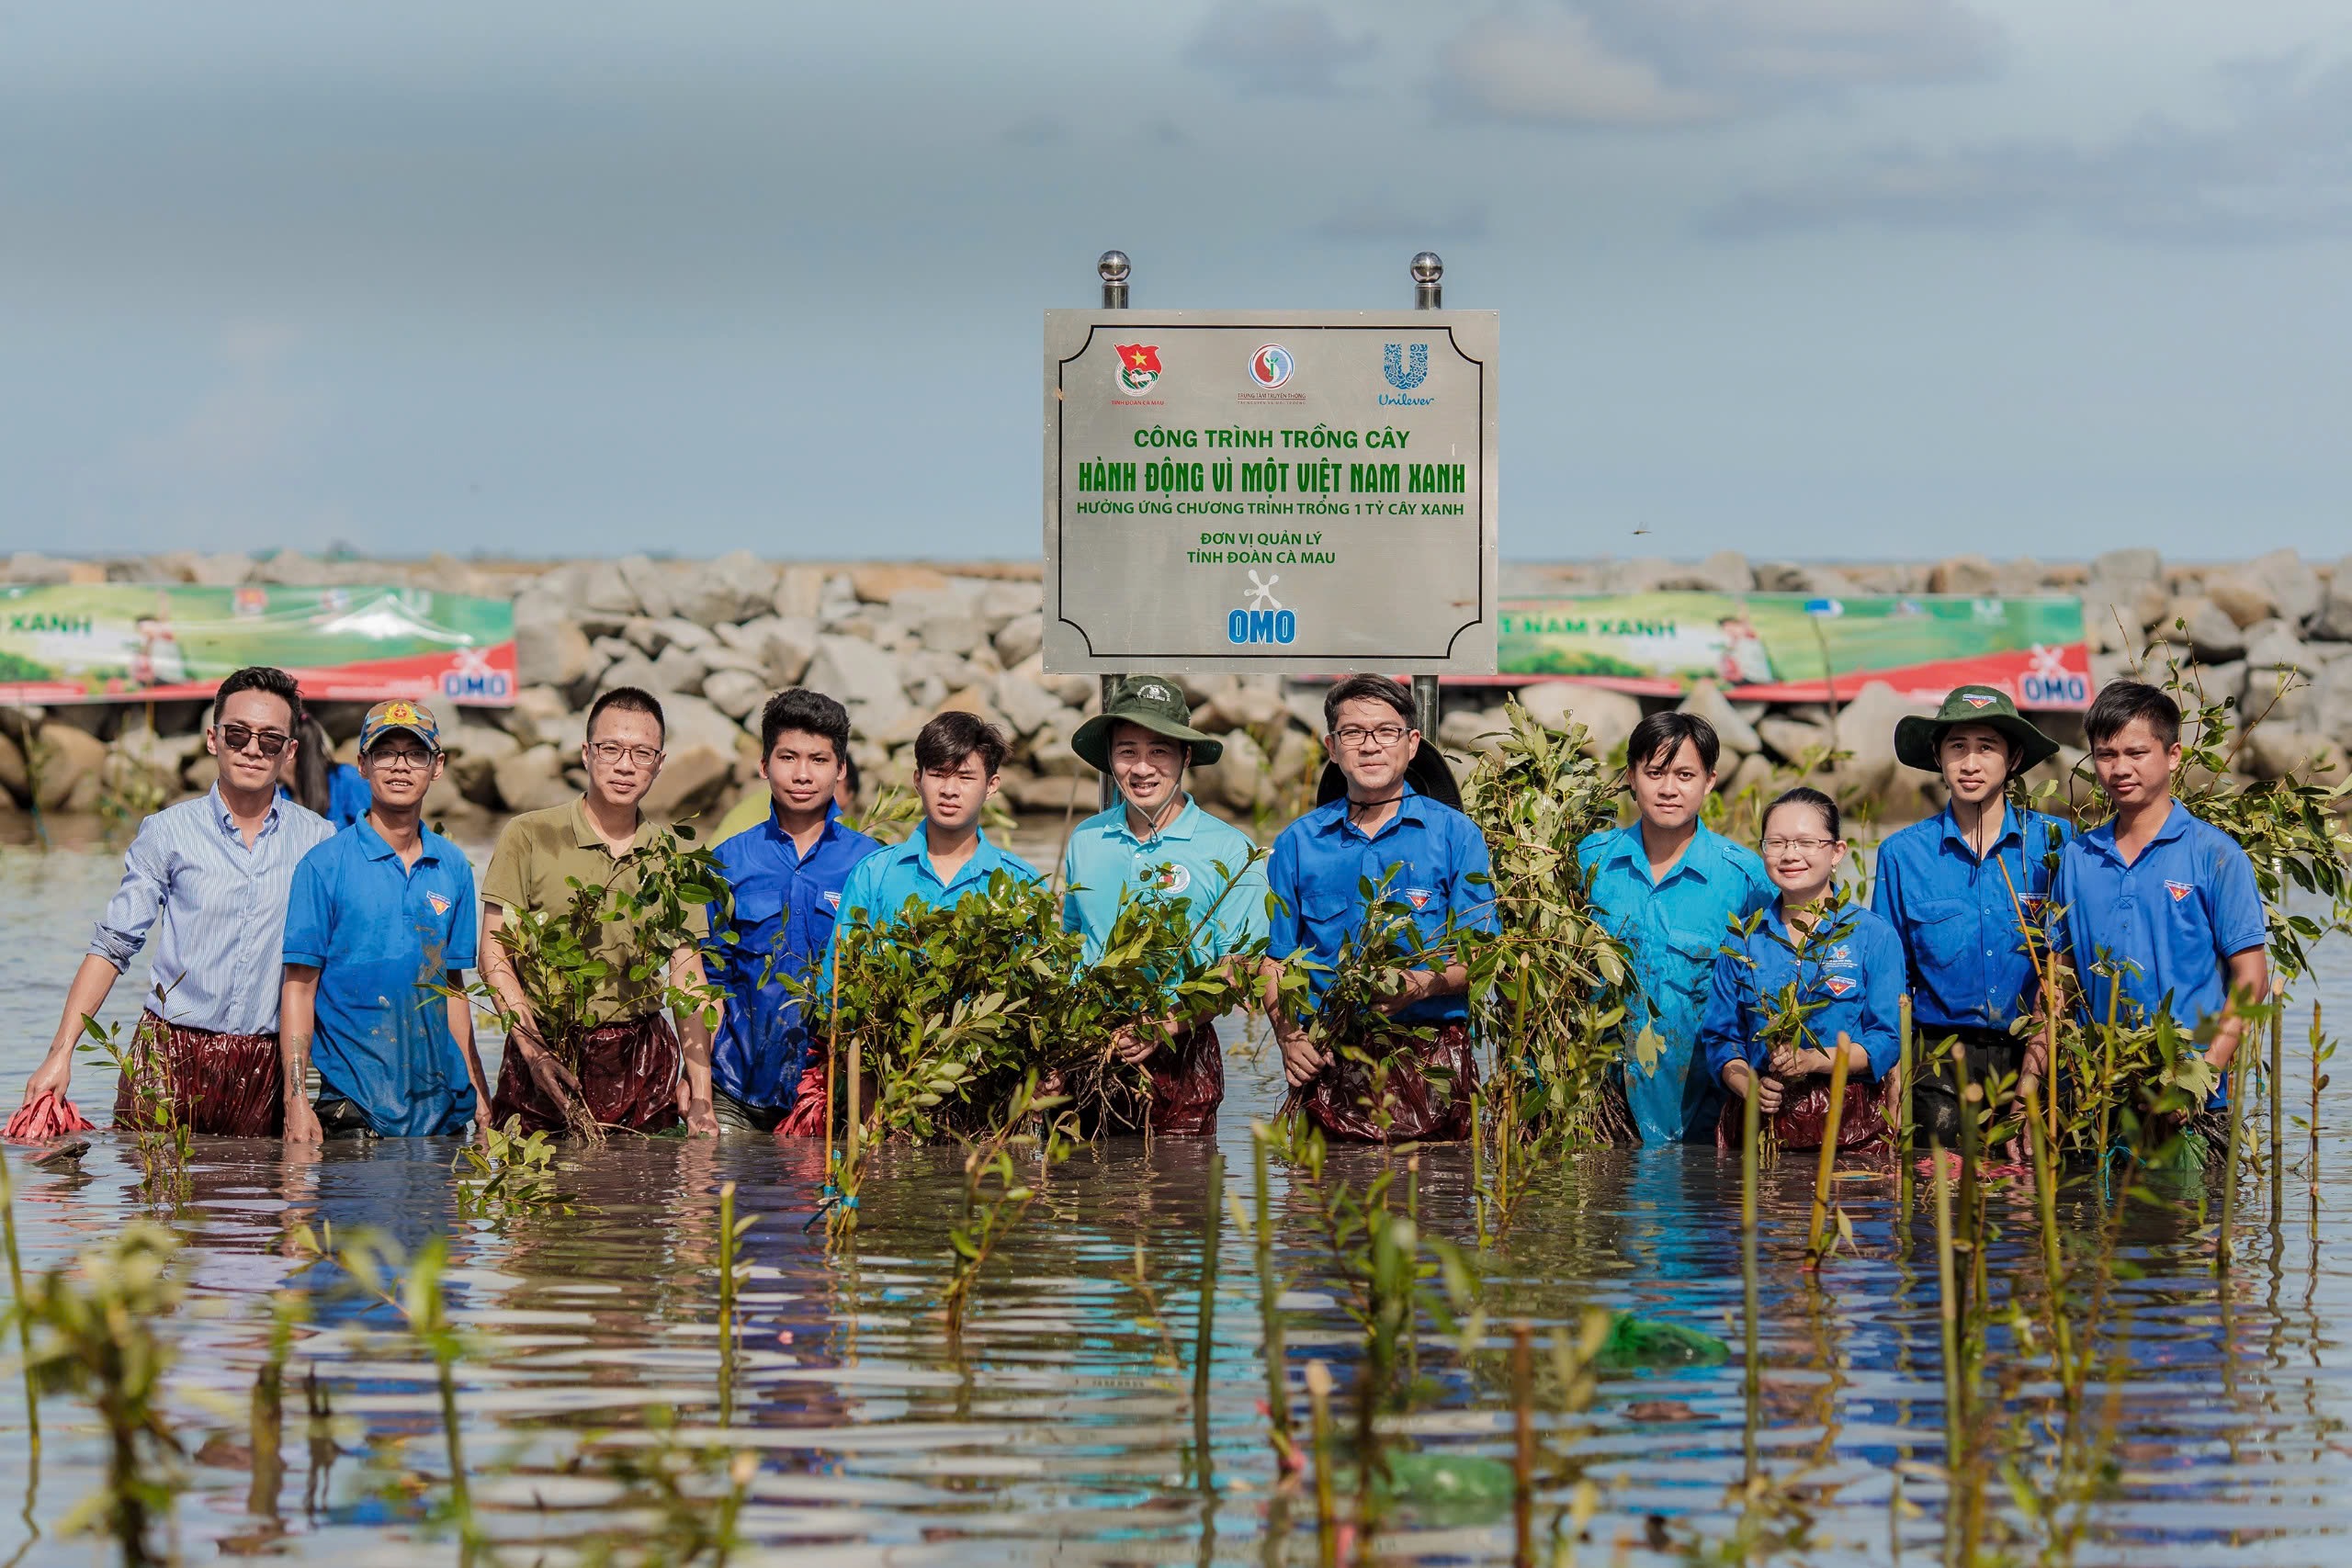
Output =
[{"x1": 15, "y1": 666, "x2": 334, "y2": 1136}]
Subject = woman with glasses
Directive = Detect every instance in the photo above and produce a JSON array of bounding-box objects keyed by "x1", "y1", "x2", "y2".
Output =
[
  {"x1": 1700, "y1": 787, "x2": 1904, "y2": 1153},
  {"x1": 11, "y1": 666, "x2": 334, "y2": 1139}
]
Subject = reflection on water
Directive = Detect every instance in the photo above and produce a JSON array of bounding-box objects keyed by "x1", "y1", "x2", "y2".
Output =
[{"x1": 4, "y1": 846, "x2": 2352, "y2": 1563}]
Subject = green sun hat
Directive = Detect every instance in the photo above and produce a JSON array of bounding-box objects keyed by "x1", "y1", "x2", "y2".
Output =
[
  {"x1": 1070, "y1": 675, "x2": 1224, "y2": 773},
  {"x1": 1894, "y1": 684, "x2": 2061, "y2": 775}
]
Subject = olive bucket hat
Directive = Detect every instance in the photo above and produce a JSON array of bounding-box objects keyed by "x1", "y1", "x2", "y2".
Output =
[
  {"x1": 1894, "y1": 683, "x2": 2062, "y2": 775},
  {"x1": 1071, "y1": 675, "x2": 1224, "y2": 772}
]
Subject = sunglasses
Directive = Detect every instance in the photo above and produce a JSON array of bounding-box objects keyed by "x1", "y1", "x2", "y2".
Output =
[{"x1": 217, "y1": 723, "x2": 292, "y2": 758}]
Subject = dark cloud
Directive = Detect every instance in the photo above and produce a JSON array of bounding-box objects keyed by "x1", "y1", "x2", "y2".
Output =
[
  {"x1": 1711, "y1": 53, "x2": 2352, "y2": 243},
  {"x1": 1184, "y1": 2, "x2": 1376, "y2": 96},
  {"x1": 1436, "y1": 0, "x2": 2001, "y2": 128}
]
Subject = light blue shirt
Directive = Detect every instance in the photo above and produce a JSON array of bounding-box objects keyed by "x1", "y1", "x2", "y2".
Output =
[
  {"x1": 1060, "y1": 796, "x2": 1270, "y2": 964},
  {"x1": 90, "y1": 785, "x2": 336, "y2": 1034},
  {"x1": 831, "y1": 825, "x2": 1045, "y2": 939},
  {"x1": 1577, "y1": 822, "x2": 1776, "y2": 1144}
]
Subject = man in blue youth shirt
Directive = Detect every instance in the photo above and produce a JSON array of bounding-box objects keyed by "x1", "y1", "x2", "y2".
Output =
[
  {"x1": 1264, "y1": 674, "x2": 1494, "y2": 1143},
  {"x1": 1062, "y1": 676, "x2": 1270, "y2": 1134},
  {"x1": 1577, "y1": 711, "x2": 1775, "y2": 1145},
  {"x1": 1873, "y1": 685, "x2": 2073, "y2": 1144},
  {"x1": 281, "y1": 700, "x2": 492, "y2": 1141},
  {"x1": 2053, "y1": 682, "x2": 2267, "y2": 1117},
  {"x1": 831, "y1": 712, "x2": 1044, "y2": 943},
  {"x1": 706, "y1": 690, "x2": 880, "y2": 1134}
]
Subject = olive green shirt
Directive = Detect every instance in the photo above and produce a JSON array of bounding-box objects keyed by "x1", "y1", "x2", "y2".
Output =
[{"x1": 481, "y1": 798, "x2": 712, "y2": 1026}]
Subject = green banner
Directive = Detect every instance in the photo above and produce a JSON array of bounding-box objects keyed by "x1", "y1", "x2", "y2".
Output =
[{"x1": 0, "y1": 582, "x2": 517, "y2": 706}]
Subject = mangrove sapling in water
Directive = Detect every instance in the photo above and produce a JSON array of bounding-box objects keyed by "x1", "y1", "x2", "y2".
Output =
[
  {"x1": 715, "y1": 1181, "x2": 753, "y2": 1427},
  {"x1": 581, "y1": 1406, "x2": 755, "y2": 1568},
  {"x1": 15, "y1": 1222, "x2": 187, "y2": 1567},
  {"x1": 74, "y1": 998, "x2": 191, "y2": 1209},
  {"x1": 458, "y1": 823, "x2": 729, "y2": 1144},
  {"x1": 1242, "y1": 1122, "x2": 1299, "y2": 1474},
  {"x1": 1191, "y1": 1152, "x2": 1223, "y2": 1493},
  {"x1": 452, "y1": 1118, "x2": 571, "y2": 1224},
  {"x1": 941, "y1": 1073, "x2": 1079, "y2": 1341},
  {"x1": 1455, "y1": 703, "x2": 1642, "y2": 1149}
]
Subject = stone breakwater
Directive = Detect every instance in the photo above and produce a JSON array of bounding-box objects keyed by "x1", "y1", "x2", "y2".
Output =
[{"x1": 2, "y1": 546, "x2": 2348, "y2": 832}]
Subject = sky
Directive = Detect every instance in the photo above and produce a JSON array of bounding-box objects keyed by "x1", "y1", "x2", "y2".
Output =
[{"x1": 4, "y1": 1, "x2": 2348, "y2": 564}]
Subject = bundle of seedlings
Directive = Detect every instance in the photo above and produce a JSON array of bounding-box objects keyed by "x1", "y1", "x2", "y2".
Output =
[
  {"x1": 1455, "y1": 700, "x2": 1643, "y2": 1148},
  {"x1": 461, "y1": 823, "x2": 729, "y2": 1143}
]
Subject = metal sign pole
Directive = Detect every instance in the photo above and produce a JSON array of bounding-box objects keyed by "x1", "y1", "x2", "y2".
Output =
[
  {"x1": 1097, "y1": 249, "x2": 1130, "y2": 814},
  {"x1": 1409, "y1": 252, "x2": 1443, "y2": 745}
]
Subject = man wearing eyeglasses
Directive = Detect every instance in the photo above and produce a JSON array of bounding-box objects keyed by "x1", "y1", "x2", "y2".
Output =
[
  {"x1": 14, "y1": 665, "x2": 334, "y2": 1136},
  {"x1": 277, "y1": 700, "x2": 493, "y2": 1142},
  {"x1": 1262, "y1": 673, "x2": 1495, "y2": 1143},
  {"x1": 479, "y1": 686, "x2": 722, "y2": 1136}
]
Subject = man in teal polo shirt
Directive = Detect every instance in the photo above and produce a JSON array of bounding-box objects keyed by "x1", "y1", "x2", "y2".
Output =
[
  {"x1": 1062, "y1": 676, "x2": 1269, "y2": 1134},
  {"x1": 1577, "y1": 712, "x2": 1775, "y2": 1145},
  {"x1": 831, "y1": 711, "x2": 1044, "y2": 942},
  {"x1": 280, "y1": 699, "x2": 492, "y2": 1140}
]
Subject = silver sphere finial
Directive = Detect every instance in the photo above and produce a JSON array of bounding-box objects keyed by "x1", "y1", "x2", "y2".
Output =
[
  {"x1": 1410, "y1": 251, "x2": 1443, "y2": 285},
  {"x1": 1099, "y1": 251, "x2": 1131, "y2": 285}
]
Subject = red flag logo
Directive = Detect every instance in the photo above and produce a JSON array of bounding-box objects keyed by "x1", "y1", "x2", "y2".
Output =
[
  {"x1": 2165, "y1": 880, "x2": 2194, "y2": 902},
  {"x1": 1114, "y1": 344, "x2": 1162, "y2": 396}
]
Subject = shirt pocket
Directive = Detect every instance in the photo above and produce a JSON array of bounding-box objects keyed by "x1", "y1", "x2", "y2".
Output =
[
  {"x1": 1909, "y1": 898, "x2": 1974, "y2": 970},
  {"x1": 1299, "y1": 890, "x2": 1359, "y2": 961},
  {"x1": 1659, "y1": 926, "x2": 1724, "y2": 1002}
]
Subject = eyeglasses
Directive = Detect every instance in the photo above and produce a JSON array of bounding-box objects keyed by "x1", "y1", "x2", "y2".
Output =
[
  {"x1": 1761, "y1": 836, "x2": 1838, "y2": 855},
  {"x1": 368, "y1": 748, "x2": 435, "y2": 773},
  {"x1": 217, "y1": 723, "x2": 291, "y2": 758},
  {"x1": 588, "y1": 741, "x2": 663, "y2": 766},
  {"x1": 1331, "y1": 724, "x2": 1410, "y2": 749}
]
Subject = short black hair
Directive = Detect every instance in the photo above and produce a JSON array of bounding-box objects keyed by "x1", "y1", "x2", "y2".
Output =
[
  {"x1": 914, "y1": 711, "x2": 1007, "y2": 777},
  {"x1": 760, "y1": 688, "x2": 852, "y2": 761},
  {"x1": 1626, "y1": 710, "x2": 1721, "y2": 775},
  {"x1": 587, "y1": 686, "x2": 666, "y2": 743},
  {"x1": 1322, "y1": 673, "x2": 1414, "y2": 731},
  {"x1": 1763, "y1": 785, "x2": 1840, "y2": 842},
  {"x1": 2085, "y1": 680, "x2": 2181, "y2": 750},
  {"x1": 842, "y1": 751, "x2": 862, "y2": 798},
  {"x1": 211, "y1": 666, "x2": 300, "y2": 728}
]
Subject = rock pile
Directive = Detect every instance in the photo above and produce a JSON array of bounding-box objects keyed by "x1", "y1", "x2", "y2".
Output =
[{"x1": 3, "y1": 547, "x2": 2347, "y2": 833}]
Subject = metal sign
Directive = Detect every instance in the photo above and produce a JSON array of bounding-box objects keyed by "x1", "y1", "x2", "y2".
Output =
[{"x1": 1043, "y1": 310, "x2": 1498, "y2": 674}]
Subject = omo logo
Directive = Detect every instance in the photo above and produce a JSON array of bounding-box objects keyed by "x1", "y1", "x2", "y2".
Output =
[
  {"x1": 1228, "y1": 570, "x2": 1296, "y2": 644},
  {"x1": 441, "y1": 648, "x2": 511, "y2": 701},
  {"x1": 2019, "y1": 645, "x2": 2086, "y2": 707}
]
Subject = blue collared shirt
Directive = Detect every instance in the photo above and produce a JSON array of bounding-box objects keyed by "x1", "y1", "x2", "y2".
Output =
[
  {"x1": 89, "y1": 785, "x2": 335, "y2": 1035},
  {"x1": 2052, "y1": 798, "x2": 2267, "y2": 1052},
  {"x1": 1700, "y1": 897, "x2": 1906, "y2": 1085},
  {"x1": 1577, "y1": 822, "x2": 1777, "y2": 1144},
  {"x1": 706, "y1": 804, "x2": 882, "y2": 1111},
  {"x1": 1060, "y1": 796, "x2": 1270, "y2": 964},
  {"x1": 282, "y1": 818, "x2": 479, "y2": 1136},
  {"x1": 1265, "y1": 784, "x2": 1496, "y2": 1026},
  {"x1": 832, "y1": 826, "x2": 1046, "y2": 938},
  {"x1": 1871, "y1": 804, "x2": 2072, "y2": 1034},
  {"x1": 279, "y1": 763, "x2": 371, "y2": 829}
]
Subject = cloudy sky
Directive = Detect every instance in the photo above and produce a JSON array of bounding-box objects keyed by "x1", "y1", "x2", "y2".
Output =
[{"x1": 6, "y1": 1, "x2": 2347, "y2": 562}]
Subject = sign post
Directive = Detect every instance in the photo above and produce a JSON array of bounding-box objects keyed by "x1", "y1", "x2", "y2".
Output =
[{"x1": 1042, "y1": 271, "x2": 1498, "y2": 682}]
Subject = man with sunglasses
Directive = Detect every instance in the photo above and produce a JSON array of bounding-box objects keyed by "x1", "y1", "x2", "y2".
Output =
[
  {"x1": 479, "y1": 686, "x2": 721, "y2": 1136},
  {"x1": 1263, "y1": 673, "x2": 1494, "y2": 1143},
  {"x1": 280, "y1": 700, "x2": 493, "y2": 1142},
  {"x1": 15, "y1": 666, "x2": 334, "y2": 1135}
]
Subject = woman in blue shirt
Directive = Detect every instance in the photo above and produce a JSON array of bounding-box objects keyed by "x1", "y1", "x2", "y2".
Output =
[{"x1": 1702, "y1": 788, "x2": 1905, "y2": 1152}]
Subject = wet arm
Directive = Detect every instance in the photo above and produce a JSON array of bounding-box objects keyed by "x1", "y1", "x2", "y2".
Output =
[
  {"x1": 24, "y1": 954, "x2": 123, "y2": 1103},
  {"x1": 671, "y1": 942, "x2": 718, "y2": 1134},
  {"x1": 2206, "y1": 948, "x2": 2270, "y2": 1072},
  {"x1": 280, "y1": 965, "x2": 322, "y2": 1142}
]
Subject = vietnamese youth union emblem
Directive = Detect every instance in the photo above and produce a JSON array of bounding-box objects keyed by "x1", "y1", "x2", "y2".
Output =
[
  {"x1": 1823, "y1": 976, "x2": 1855, "y2": 997},
  {"x1": 1403, "y1": 888, "x2": 1434, "y2": 910},
  {"x1": 1963, "y1": 693, "x2": 1996, "y2": 709},
  {"x1": 2165, "y1": 880, "x2": 2195, "y2": 902},
  {"x1": 1249, "y1": 344, "x2": 1294, "y2": 389},
  {"x1": 1383, "y1": 342, "x2": 1428, "y2": 391},
  {"x1": 1114, "y1": 344, "x2": 1161, "y2": 396},
  {"x1": 427, "y1": 893, "x2": 450, "y2": 916}
]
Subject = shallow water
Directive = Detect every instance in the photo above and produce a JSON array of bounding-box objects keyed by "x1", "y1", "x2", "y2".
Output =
[{"x1": 4, "y1": 839, "x2": 2352, "y2": 1566}]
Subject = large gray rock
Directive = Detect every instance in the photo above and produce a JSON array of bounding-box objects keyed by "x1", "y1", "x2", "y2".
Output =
[
  {"x1": 1757, "y1": 715, "x2": 1832, "y2": 765},
  {"x1": 2183, "y1": 599, "x2": 2247, "y2": 661},
  {"x1": 2204, "y1": 571, "x2": 2278, "y2": 630},
  {"x1": 2312, "y1": 558, "x2": 2352, "y2": 643},
  {"x1": 2248, "y1": 547, "x2": 2322, "y2": 629},
  {"x1": 673, "y1": 549, "x2": 780, "y2": 627},
  {"x1": 493, "y1": 746, "x2": 575, "y2": 813},
  {"x1": 2090, "y1": 547, "x2": 2162, "y2": 586},
  {"x1": 1438, "y1": 706, "x2": 1510, "y2": 754},
  {"x1": 1677, "y1": 679, "x2": 1760, "y2": 757},
  {"x1": 702, "y1": 668, "x2": 768, "y2": 721},
  {"x1": 597, "y1": 651, "x2": 663, "y2": 694},
  {"x1": 805, "y1": 633, "x2": 904, "y2": 710},
  {"x1": 444, "y1": 722, "x2": 521, "y2": 807},
  {"x1": 1600, "y1": 558, "x2": 1673, "y2": 593},
  {"x1": 501, "y1": 685, "x2": 571, "y2": 748},
  {"x1": 575, "y1": 559, "x2": 638, "y2": 619},
  {"x1": 1199, "y1": 728, "x2": 1271, "y2": 811},
  {"x1": 995, "y1": 671, "x2": 1079, "y2": 738},
  {"x1": 718, "y1": 615, "x2": 819, "y2": 687},
  {"x1": 1927, "y1": 555, "x2": 2000, "y2": 595},
  {"x1": 992, "y1": 612, "x2": 1044, "y2": 668},
  {"x1": 2241, "y1": 620, "x2": 2311, "y2": 676},
  {"x1": 513, "y1": 593, "x2": 597, "y2": 693},
  {"x1": 1512, "y1": 681, "x2": 1642, "y2": 760},
  {"x1": 657, "y1": 692, "x2": 753, "y2": 759},
  {"x1": 650, "y1": 617, "x2": 717, "y2": 653},
  {"x1": 977, "y1": 580, "x2": 1043, "y2": 632},
  {"x1": 642, "y1": 745, "x2": 736, "y2": 820},
  {"x1": 774, "y1": 566, "x2": 828, "y2": 621},
  {"x1": 647, "y1": 642, "x2": 710, "y2": 694},
  {"x1": 1658, "y1": 550, "x2": 1751, "y2": 594},
  {"x1": 1832, "y1": 681, "x2": 1935, "y2": 798},
  {"x1": 616, "y1": 555, "x2": 677, "y2": 620}
]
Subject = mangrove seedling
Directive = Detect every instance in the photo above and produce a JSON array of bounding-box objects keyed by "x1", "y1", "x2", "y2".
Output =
[
  {"x1": 941, "y1": 1072, "x2": 1079, "y2": 1340},
  {"x1": 452, "y1": 1116, "x2": 571, "y2": 1222}
]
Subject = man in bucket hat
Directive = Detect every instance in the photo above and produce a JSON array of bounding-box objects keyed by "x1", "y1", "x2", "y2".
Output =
[
  {"x1": 1871, "y1": 683, "x2": 2073, "y2": 1145},
  {"x1": 1062, "y1": 676, "x2": 1269, "y2": 1134},
  {"x1": 281, "y1": 698, "x2": 492, "y2": 1141}
]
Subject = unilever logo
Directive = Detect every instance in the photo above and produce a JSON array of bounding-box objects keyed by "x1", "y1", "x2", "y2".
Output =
[{"x1": 1380, "y1": 342, "x2": 1432, "y2": 406}]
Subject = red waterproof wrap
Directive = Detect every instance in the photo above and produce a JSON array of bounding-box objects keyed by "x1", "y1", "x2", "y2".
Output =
[
  {"x1": 1144, "y1": 1021, "x2": 1226, "y2": 1136},
  {"x1": 489, "y1": 1014, "x2": 683, "y2": 1136},
  {"x1": 1294, "y1": 1023, "x2": 1476, "y2": 1145},
  {"x1": 775, "y1": 1056, "x2": 829, "y2": 1139},
  {"x1": 112, "y1": 1014, "x2": 284, "y2": 1137},
  {"x1": 1717, "y1": 1071, "x2": 1894, "y2": 1155},
  {"x1": 4, "y1": 1091, "x2": 96, "y2": 1144}
]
